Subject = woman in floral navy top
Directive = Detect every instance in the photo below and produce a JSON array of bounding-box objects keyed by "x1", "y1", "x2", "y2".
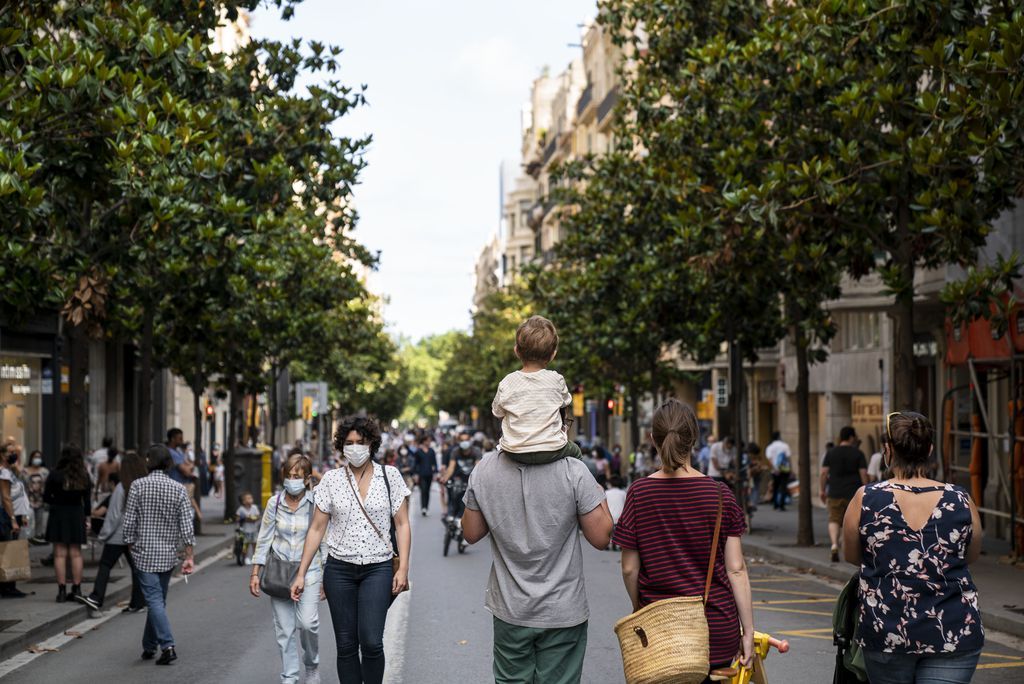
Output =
[{"x1": 842, "y1": 411, "x2": 984, "y2": 684}]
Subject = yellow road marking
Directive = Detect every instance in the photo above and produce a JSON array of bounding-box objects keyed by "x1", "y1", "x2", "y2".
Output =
[
  {"x1": 975, "y1": 662, "x2": 1024, "y2": 670},
  {"x1": 980, "y1": 653, "x2": 1024, "y2": 661},
  {"x1": 756, "y1": 598, "x2": 836, "y2": 605},
  {"x1": 753, "y1": 605, "x2": 832, "y2": 617},
  {"x1": 777, "y1": 629, "x2": 833, "y2": 641},
  {"x1": 751, "y1": 588, "x2": 836, "y2": 598},
  {"x1": 750, "y1": 578, "x2": 809, "y2": 584}
]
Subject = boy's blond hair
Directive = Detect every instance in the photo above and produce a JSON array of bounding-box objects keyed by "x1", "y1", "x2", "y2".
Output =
[{"x1": 516, "y1": 316, "x2": 559, "y2": 364}]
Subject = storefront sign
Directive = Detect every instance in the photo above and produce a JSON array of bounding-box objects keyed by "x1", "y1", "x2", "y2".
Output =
[
  {"x1": 851, "y1": 395, "x2": 884, "y2": 449},
  {"x1": 12, "y1": 384, "x2": 31, "y2": 395},
  {"x1": 0, "y1": 364, "x2": 31, "y2": 380}
]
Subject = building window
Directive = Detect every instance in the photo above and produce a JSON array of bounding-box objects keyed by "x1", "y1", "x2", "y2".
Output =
[{"x1": 832, "y1": 312, "x2": 881, "y2": 352}]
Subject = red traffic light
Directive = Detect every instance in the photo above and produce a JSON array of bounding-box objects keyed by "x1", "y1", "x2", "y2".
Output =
[
  {"x1": 606, "y1": 399, "x2": 615, "y2": 411},
  {"x1": 205, "y1": 402, "x2": 215, "y2": 417}
]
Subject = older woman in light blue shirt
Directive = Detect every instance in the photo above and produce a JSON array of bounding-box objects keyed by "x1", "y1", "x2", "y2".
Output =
[{"x1": 251, "y1": 452, "x2": 325, "y2": 684}]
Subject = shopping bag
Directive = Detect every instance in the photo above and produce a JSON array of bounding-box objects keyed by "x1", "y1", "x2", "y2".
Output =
[{"x1": 0, "y1": 538, "x2": 31, "y2": 582}]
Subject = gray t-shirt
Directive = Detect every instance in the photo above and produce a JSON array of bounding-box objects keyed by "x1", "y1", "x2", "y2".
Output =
[{"x1": 464, "y1": 452, "x2": 605, "y2": 629}]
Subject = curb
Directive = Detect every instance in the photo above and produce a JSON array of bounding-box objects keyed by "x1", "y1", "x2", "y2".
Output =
[
  {"x1": 0, "y1": 534, "x2": 235, "y2": 662},
  {"x1": 742, "y1": 537, "x2": 1024, "y2": 641}
]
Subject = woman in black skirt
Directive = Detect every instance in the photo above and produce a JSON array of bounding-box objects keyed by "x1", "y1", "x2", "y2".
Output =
[{"x1": 44, "y1": 445, "x2": 92, "y2": 603}]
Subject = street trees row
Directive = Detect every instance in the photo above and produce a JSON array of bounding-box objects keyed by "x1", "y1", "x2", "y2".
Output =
[
  {"x1": 1, "y1": 1, "x2": 401, "y2": 512},
  {"x1": 459, "y1": 0, "x2": 1024, "y2": 545}
]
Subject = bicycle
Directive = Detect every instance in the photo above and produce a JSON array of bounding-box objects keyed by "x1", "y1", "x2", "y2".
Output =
[
  {"x1": 443, "y1": 479, "x2": 468, "y2": 557},
  {"x1": 709, "y1": 631, "x2": 789, "y2": 684}
]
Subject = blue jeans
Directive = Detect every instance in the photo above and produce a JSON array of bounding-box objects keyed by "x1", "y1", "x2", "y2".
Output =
[
  {"x1": 137, "y1": 570, "x2": 174, "y2": 652},
  {"x1": 863, "y1": 648, "x2": 982, "y2": 684},
  {"x1": 323, "y1": 558, "x2": 393, "y2": 684},
  {"x1": 270, "y1": 578, "x2": 321, "y2": 684}
]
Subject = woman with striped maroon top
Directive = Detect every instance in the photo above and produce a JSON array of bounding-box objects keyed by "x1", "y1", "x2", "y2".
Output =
[{"x1": 613, "y1": 400, "x2": 754, "y2": 680}]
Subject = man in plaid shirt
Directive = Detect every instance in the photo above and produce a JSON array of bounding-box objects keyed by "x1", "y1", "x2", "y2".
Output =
[{"x1": 123, "y1": 444, "x2": 196, "y2": 666}]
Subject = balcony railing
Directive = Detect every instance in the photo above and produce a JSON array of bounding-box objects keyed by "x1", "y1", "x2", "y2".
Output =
[
  {"x1": 576, "y1": 83, "x2": 593, "y2": 117},
  {"x1": 597, "y1": 86, "x2": 619, "y2": 123},
  {"x1": 542, "y1": 136, "x2": 559, "y2": 166}
]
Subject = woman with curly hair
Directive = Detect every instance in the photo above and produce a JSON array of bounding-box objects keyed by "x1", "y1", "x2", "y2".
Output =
[{"x1": 291, "y1": 415, "x2": 411, "y2": 684}]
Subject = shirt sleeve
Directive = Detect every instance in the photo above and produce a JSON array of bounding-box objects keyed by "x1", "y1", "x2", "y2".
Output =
[
  {"x1": 121, "y1": 484, "x2": 140, "y2": 545},
  {"x1": 463, "y1": 468, "x2": 480, "y2": 511},
  {"x1": 387, "y1": 466, "x2": 411, "y2": 516},
  {"x1": 559, "y1": 374, "x2": 572, "y2": 407},
  {"x1": 252, "y1": 497, "x2": 277, "y2": 566},
  {"x1": 822, "y1": 451, "x2": 832, "y2": 470},
  {"x1": 313, "y1": 475, "x2": 332, "y2": 514},
  {"x1": 491, "y1": 381, "x2": 505, "y2": 418},
  {"x1": 721, "y1": 483, "x2": 746, "y2": 537},
  {"x1": 612, "y1": 485, "x2": 638, "y2": 549},
  {"x1": 179, "y1": 488, "x2": 196, "y2": 546},
  {"x1": 572, "y1": 460, "x2": 606, "y2": 516}
]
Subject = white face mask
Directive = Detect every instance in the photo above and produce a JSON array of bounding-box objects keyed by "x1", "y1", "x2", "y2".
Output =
[
  {"x1": 344, "y1": 444, "x2": 371, "y2": 467},
  {"x1": 459, "y1": 440, "x2": 472, "y2": 451},
  {"x1": 31, "y1": 458, "x2": 43, "y2": 466},
  {"x1": 283, "y1": 478, "x2": 306, "y2": 495}
]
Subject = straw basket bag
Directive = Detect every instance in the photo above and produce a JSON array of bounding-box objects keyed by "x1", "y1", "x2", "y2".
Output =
[{"x1": 614, "y1": 484, "x2": 724, "y2": 684}]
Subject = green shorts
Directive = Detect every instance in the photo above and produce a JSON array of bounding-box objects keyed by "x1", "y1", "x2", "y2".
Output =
[
  {"x1": 503, "y1": 441, "x2": 582, "y2": 466},
  {"x1": 492, "y1": 617, "x2": 588, "y2": 684}
]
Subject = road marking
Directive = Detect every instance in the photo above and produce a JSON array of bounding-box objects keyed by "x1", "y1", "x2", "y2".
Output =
[
  {"x1": 383, "y1": 503, "x2": 418, "y2": 684},
  {"x1": 750, "y1": 578, "x2": 806, "y2": 584},
  {"x1": 980, "y1": 653, "x2": 1024, "y2": 661},
  {"x1": 976, "y1": 662, "x2": 1024, "y2": 670},
  {"x1": 750, "y1": 588, "x2": 836, "y2": 598},
  {"x1": 777, "y1": 628, "x2": 833, "y2": 641},
  {"x1": 753, "y1": 605, "x2": 833, "y2": 617},
  {"x1": 756, "y1": 598, "x2": 836, "y2": 605},
  {"x1": 0, "y1": 549, "x2": 229, "y2": 679}
]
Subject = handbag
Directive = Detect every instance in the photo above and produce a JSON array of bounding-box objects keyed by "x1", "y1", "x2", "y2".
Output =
[
  {"x1": 259, "y1": 493, "x2": 310, "y2": 600},
  {"x1": 346, "y1": 466, "x2": 406, "y2": 594},
  {"x1": 0, "y1": 538, "x2": 32, "y2": 582},
  {"x1": 614, "y1": 483, "x2": 724, "y2": 684}
]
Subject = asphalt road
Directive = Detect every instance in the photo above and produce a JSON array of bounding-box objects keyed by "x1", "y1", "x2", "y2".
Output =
[{"x1": 3, "y1": 482, "x2": 1023, "y2": 683}]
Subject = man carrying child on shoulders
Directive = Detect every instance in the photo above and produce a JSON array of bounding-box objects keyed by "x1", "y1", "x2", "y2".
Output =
[{"x1": 462, "y1": 315, "x2": 612, "y2": 684}]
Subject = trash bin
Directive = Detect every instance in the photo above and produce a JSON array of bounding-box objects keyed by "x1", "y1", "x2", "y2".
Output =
[{"x1": 232, "y1": 447, "x2": 265, "y2": 508}]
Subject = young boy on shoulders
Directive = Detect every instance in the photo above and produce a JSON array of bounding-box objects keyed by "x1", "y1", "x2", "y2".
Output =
[{"x1": 492, "y1": 316, "x2": 582, "y2": 465}]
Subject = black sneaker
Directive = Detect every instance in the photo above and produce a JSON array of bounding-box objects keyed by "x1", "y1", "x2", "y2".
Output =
[
  {"x1": 141, "y1": 650, "x2": 157, "y2": 661},
  {"x1": 73, "y1": 594, "x2": 100, "y2": 611},
  {"x1": 123, "y1": 605, "x2": 146, "y2": 614},
  {"x1": 155, "y1": 646, "x2": 177, "y2": 665}
]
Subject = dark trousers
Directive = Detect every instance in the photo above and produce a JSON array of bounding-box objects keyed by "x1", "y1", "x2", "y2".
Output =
[
  {"x1": 416, "y1": 474, "x2": 432, "y2": 512},
  {"x1": 323, "y1": 558, "x2": 393, "y2": 684},
  {"x1": 772, "y1": 473, "x2": 790, "y2": 510},
  {"x1": 90, "y1": 543, "x2": 144, "y2": 608}
]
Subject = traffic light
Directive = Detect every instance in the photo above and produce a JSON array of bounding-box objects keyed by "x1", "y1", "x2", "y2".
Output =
[
  {"x1": 205, "y1": 401, "x2": 214, "y2": 420},
  {"x1": 606, "y1": 398, "x2": 615, "y2": 412}
]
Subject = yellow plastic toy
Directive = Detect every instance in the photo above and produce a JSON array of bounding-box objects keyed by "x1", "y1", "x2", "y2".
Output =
[{"x1": 709, "y1": 631, "x2": 789, "y2": 684}]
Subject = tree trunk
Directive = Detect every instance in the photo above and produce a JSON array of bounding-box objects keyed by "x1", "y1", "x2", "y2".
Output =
[
  {"x1": 269, "y1": 365, "x2": 279, "y2": 452},
  {"x1": 248, "y1": 391, "x2": 259, "y2": 445},
  {"x1": 191, "y1": 374, "x2": 204, "y2": 535},
  {"x1": 795, "y1": 329, "x2": 815, "y2": 546},
  {"x1": 224, "y1": 377, "x2": 239, "y2": 522},
  {"x1": 137, "y1": 310, "x2": 155, "y2": 450},
  {"x1": 629, "y1": 388, "x2": 640, "y2": 459},
  {"x1": 890, "y1": 206, "x2": 917, "y2": 410},
  {"x1": 67, "y1": 323, "x2": 89, "y2": 447},
  {"x1": 728, "y1": 340, "x2": 745, "y2": 503}
]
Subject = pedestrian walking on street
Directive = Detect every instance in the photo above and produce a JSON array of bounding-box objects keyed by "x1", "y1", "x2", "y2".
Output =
[
  {"x1": 73, "y1": 451, "x2": 147, "y2": 615},
  {"x1": 0, "y1": 449, "x2": 29, "y2": 598},
  {"x1": 461, "y1": 418, "x2": 612, "y2": 683},
  {"x1": 121, "y1": 444, "x2": 196, "y2": 666},
  {"x1": 614, "y1": 400, "x2": 754, "y2": 681},
  {"x1": 291, "y1": 416, "x2": 411, "y2": 684},
  {"x1": 43, "y1": 444, "x2": 93, "y2": 603},
  {"x1": 821, "y1": 427, "x2": 868, "y2": 563},
  {"x1": 765, "y1": 432, "x2": 792, "y2": 511},
  {"x1": 25, "y1": 450, "x2": 49, "y2": 544},
  {"x1": 251, "y1": 452, "x2": 324, "y2": 684},
  {"x1": 707, "y1": 436, "x2": 737, "y2": 484},
  {"x1": 411, "y1": 435, "x2": 436, "y2": 516},
  {"x1": 843, "y1": 411, "x2": 984, "y2": 684}
]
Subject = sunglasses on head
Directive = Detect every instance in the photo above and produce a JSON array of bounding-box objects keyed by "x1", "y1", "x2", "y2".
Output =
[{"x1": 885, "y1": 410, "x2": 927, "y2": 442}]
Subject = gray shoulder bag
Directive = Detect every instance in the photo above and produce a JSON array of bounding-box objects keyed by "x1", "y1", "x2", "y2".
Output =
[{"x1": 260, "y1": 493, "x2": 313, "y2": 599}]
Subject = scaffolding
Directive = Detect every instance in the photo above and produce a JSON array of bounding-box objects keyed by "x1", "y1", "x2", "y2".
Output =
[{"x1": 939, "y1": 355, "x2": 1024, "y2": 560}]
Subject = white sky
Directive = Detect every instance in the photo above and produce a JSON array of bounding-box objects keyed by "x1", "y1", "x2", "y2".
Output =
[{"x1": 251, "y1": 0, "x2": 596, "y2": 341}]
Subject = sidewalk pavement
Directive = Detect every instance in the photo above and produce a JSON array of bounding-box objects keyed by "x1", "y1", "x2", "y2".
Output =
[
  {"x1": 0, "y1": 494, "x2": 237, "y2": 661},
  {"x1": 743, "y1": 501, "x2": 1024, "y2": 639}
]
